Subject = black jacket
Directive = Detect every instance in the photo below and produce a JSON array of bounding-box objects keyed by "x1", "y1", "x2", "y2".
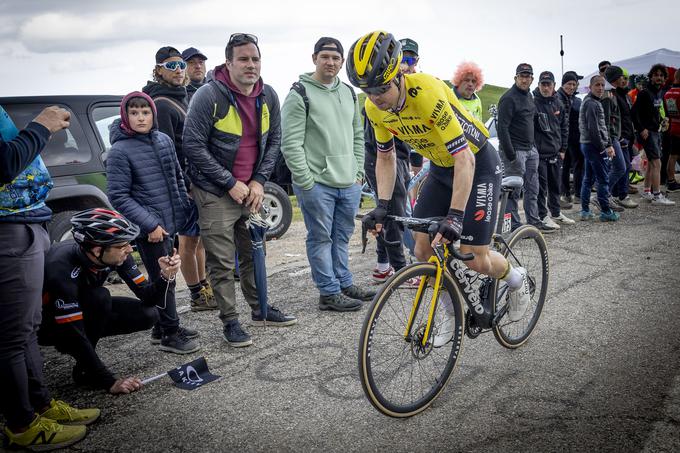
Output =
[
  {"x1": 182, "y1": 73, "x2": 281, "y2": 197},
  {"x1": 579, "y1": 93, "x2": 611, "y2": 151},
  {"x1": 631, "y1": 84, "x2": 663, "y2": 133},
  {"x1": 556, "y1": 87, "x2": 582, "y2": 148},
  {"x1": 614, "y1": 87, "x2": 635, "y2": 142},
  {"x1": 142, "y1": 81, "x2": 189, "y2": 172},
  {"x1": 497, "y1": 84, "x2": 536, "y2": 160},
  {"x1": 532, "y1": 88, "x2": 568, "y2": 158},
  {"x1": 601, "y1": 92, "x2": 621, "y2": 140}
]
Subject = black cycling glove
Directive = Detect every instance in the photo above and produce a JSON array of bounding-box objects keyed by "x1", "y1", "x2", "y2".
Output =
[
  {"x1": 363, "y1": 199, "x2": 390, "y2": 230},
  {"x1": 435, "y1": 208, "x2": 464, "y2": 242}
]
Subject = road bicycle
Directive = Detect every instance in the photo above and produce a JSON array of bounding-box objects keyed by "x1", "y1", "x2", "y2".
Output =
[{"x1": 357, "y1": 175, "x2": 549, "y2": 417}]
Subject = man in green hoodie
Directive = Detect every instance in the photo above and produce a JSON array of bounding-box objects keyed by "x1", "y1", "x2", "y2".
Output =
[{"x1": 281, "y1": 37, "x2": 376, "y2": 312}]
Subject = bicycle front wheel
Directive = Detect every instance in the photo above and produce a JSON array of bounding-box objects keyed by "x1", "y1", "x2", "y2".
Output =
[
  {"x1": 491, "y1": 224, "x2": 549, "y2": 349},
  {"x1": 358, "y1": 262, "x2": 465, "y2": 417}
]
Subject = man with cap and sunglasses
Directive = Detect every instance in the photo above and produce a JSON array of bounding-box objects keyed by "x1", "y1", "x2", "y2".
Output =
[
  {"x1": 184, "y1": 33, "x2": 296, "y2": 347},
  {"x1": 282, "y1": 37, "x2": 375, "y2": 312},
  {"x1": 498, "y1": 63, "x2": 558, "y2": 233},
  {"x1": 556, "y1": 70, "x2": 585, "y2": 206},
  {"x1": 181, "y1": 47, "x2": 208, "y2": 100}
]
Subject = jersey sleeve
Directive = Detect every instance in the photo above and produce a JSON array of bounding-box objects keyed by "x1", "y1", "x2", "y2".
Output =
[
  {"x1": 117, "y1": 254, "x2": 172, "y2": 305},
  {"x1": 364, "y1": 99, "x2": 395, "y2": 151}
]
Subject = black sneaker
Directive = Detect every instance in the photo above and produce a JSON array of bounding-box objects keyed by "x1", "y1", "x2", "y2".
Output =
[
  {"x1": 319, "y1": 293, "x2": 362, "y2": 312},
  {"x1": 159, "y1": 330, "x2": 200, "y2": 354},
  {"x1": 534, "y1": 222, "x2": 558, "y2": 234},
  {"x1": 667, "y1": 181, "x2": 680, "y2": 192},
  {"x1": 223, "y1": 319, "x2": 252, "y2": 347},
  {"x1": 251, "y1": 305, "x2": 297, "y2": 327},
  {"x1": 341, "y1": 284, "x2": 377, "y2": 301},
  {"x1": 151, "y1": 326, "x2": 199, "y2": 345}
]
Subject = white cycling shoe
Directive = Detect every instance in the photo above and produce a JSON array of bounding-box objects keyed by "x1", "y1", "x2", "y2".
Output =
[
  {"x1": 433, "y1": 292, "x2": 455, "y2": 347},
  {"x1": 507, "y1": 267, "x2": 530, "y2": 322}
]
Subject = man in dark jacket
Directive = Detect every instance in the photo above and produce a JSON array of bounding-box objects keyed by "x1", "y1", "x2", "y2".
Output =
[
  {"x1": 632, "y1": 64, "x2": 675, "y2": 205},
  {"x1": 556, "y1": 71, "x2": 584, "y2": 205},
  {"x1": 1, "y1": 105, "x2": 99, "y2": 450},
  {"x1": 533, "y1": 71, "x2": 574, "y2": 228},
  {"x1": 183, "y1": 33, "x2": 296, "y2": 348},
  {"x1": 182, "y1": 47, "x2": 208, "y2": 101},
  {"x1": 498, "y1": 63, "x2": 557, "y2": 232},
  {"x1": 612, "y1": 68, "x2": 639, "y2": 196}
]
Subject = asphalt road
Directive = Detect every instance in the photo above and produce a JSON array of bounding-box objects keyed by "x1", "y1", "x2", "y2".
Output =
[{"x1": 7, "y1": 192, "x2": 680, "y2": 453}]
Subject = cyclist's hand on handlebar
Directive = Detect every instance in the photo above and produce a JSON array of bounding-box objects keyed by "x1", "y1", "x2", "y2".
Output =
[
  {"x1": 362, "y1": 199, "x2": 390, "y2": 235},
  {"x1": 430, "y1": 209, "x2": 464, "y2": 247}
]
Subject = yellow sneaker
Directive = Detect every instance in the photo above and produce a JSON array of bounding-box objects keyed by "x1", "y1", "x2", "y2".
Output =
[
  {"x1": 39, "y1": 399, "x2": 100, "y2": 426},
  {"x1": 3, "y1": 415, "x2": 86, "y2": 451}
]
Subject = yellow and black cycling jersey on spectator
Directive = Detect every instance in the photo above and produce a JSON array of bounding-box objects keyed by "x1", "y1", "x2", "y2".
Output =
[{"x1": 365, "y1": 72, "x2": 489, "y2": 167}]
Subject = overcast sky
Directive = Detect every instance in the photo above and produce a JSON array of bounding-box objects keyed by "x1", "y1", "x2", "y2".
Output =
[{"x1": 0, "y1": 0, "x2": 678, "y2": 100}]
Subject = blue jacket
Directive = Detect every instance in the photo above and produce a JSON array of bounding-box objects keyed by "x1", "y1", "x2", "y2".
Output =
[{"x1": 106, "y1": 119, "x2": 191, "y2": 236}]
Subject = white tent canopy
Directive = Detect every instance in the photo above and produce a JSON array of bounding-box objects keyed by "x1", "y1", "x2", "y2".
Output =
[{"x1": 578, "y1": 48, "x2": 680, "y2": 93}]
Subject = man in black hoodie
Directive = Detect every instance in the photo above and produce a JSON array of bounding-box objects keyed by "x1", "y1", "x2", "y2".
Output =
[
  {"x1": 498, "y1": 63, "x2": 557, "y2": 233},
  {"x1": 533, "y1": 71, "x2": 574, "y2": 229},
  {"x1": 182, "y1": 47, "x2": 208, "y2": 101},
  {"x1": 556, "y1": 71, "x2": 583, "y2": 205}
]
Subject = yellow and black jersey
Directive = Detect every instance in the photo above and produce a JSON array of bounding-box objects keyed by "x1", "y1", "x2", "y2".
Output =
[{"x1": 365, "y1": 73, "x2": 489, "y2": 167}]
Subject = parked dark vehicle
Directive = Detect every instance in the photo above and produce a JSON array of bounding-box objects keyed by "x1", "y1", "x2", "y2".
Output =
[{"x1": 0, "y1": 95, "x2": 292, "y2": 241}]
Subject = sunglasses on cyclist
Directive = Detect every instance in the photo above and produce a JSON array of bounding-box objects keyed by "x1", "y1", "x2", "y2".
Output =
[
  {"x1": 402, "y1": 56, "x2": 418, "y2": 66},
  {"x1": 362, "y1": 84, "x2": 392, "y2": 96},
  {"x1": 156, "y1": 61, "x2": 187, "y2": 71},
  {"x1": 228, "y1": 33, "x2": 258, "y2": 46}
]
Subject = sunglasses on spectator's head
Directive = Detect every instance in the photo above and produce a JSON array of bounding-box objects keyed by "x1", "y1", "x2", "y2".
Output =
[
  {"x1": 157, "y1": 61, "x2": 187, "y2": 71},
  {"x1": 229, "y1": 33, "x2": 258, "y2": 46},
  {"x1": 402, "y1": 56, "x2": 418, "y2": 66},
  {"x1": 362, "y1": 84, "x2": 392, "y2": 96}
]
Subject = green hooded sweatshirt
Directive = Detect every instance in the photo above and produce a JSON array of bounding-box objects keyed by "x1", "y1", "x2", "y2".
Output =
[{"x1": 281, "y1": 73, "x2": 364, "y2": 190}]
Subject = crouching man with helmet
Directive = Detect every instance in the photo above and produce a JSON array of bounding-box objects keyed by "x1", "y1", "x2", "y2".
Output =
[{"x1": 39, "y1": 208, "x2": 182, "y2": 395}]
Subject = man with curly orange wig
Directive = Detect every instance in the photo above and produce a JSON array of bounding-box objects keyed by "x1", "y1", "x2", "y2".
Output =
[{"x1": 452, "y1": 61, "x2": 485, "y2": 121}]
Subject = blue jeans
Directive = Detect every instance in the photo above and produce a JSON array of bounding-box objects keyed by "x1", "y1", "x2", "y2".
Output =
[
  {"x1": 502, "y1": 146, "x2": 540, "y2": 229},
  {"x1": 293, "y1": 182, "x2": 361, "y2": 296},
  {"x1": 580, "y1": 143, "x2": 611, "y2": 212},
  {"x1": 608, "y1": 139, "x2": 627, "y2": 199}
]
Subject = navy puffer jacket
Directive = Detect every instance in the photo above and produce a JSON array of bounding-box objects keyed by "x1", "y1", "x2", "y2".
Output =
[{"x1": 106, "y1": 118, "x2": 191, "y2": 236}]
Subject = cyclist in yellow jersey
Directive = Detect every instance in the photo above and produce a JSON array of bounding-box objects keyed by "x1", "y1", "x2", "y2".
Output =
[{"x1": 347, "y1": 31, "x2": 531, "y2": 322}]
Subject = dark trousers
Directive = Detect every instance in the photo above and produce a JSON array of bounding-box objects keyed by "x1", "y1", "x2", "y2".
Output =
[
  {"x1": 610, "y1": 139, "x2": 630, "y2": 199},
  {"x1": 365, "y1": 157, "x2": 409, "y2": 271},
  {"x1": 563, "y1": 142, "x2": 584, "y2": 198},
  {"x1": 538, "y1": 156, "x2": 562, "y2": 218},
  {"x1": 135, "y1": 237, "x2": 179, "y2": 335},
  {"x1": 581, "y1": 143, "x2": 611, "y2": 212},
  {"x1": 0, "y1": 223, "x2": 51, "y2": 429}
]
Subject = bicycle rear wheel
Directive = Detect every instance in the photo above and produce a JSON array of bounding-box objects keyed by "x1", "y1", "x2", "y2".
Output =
[
  {"x1": 358, "y1": 262, "x2": 464, "y2": 417},
  {"x1": 491, "y1": 225, "x2": 549, "y2": 349}
]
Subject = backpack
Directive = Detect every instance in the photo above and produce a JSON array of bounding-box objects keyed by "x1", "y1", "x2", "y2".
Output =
[{"x1": 290, "y1": 81, "x2": 358, "y2": 118}]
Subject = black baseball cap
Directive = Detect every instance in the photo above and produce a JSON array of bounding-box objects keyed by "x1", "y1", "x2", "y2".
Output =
[
  {"x1": 155, "y1": 46, "x2": 182, "y2": 64},
  {"x1": 516, "y1": 63, "x2": 533, "y2": 75},
  {"x1": 539, "y1": 71, "x2": 555, "y2": 83},
  {"x1": 181, "y1": 47, "x2": 207, "y2": 61},
  {"x1": 314, "y1": 37, "x2": 344, "y2": 57},
  {"x1": 561, "y1": 70, "x2": 584, "y2": 85}
]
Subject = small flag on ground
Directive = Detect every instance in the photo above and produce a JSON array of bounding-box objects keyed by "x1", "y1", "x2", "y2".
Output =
[{"x1": 166, "y1": 356, "x2": 220, "y2": 390}]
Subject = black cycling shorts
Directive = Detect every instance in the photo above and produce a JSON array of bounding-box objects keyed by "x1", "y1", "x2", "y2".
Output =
[{"x1": 412, "y1": 142, "x2": 502, "y2": 246}]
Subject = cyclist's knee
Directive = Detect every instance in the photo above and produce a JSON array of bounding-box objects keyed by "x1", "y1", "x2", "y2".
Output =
[{"x1": 414, "y1": 236, "x2": 432, "y2": 262}]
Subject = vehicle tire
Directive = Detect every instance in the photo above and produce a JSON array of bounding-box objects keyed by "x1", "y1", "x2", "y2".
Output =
[
  {"x1": 263, "y1": 182, "x2": 292, "y2": 240},
  {"x1": 491, "y1": 225, "x2": 549, "y2": 349},
  {"x1": 48, "y1": 210, "x2": 78, "y2": 243},
  {"x1": 358, "y1": 262, "x2": 465, "y2": 417}
]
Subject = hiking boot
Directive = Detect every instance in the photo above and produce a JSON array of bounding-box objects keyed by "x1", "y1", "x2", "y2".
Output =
[
  {"x1": 652, "y1": 193, "x2": 676, "y2": 206},
  {"x1": 600, "y1": 210, "x2": 620, "y2": 222},
  {"x1": 319, "y1": 293, "x2": 362, "y2": 312},
  {"x1": 433, "y1": 293, "x2": 455, "y2": 347},
  {"x1": 614, "y1": 196, "x2": 638, "y2": 209},
  {"x1": 667, "y1": 181, "x2": 680, "y2": 192},
  {"x1": 640, "y1": 191, "x2": 654, "y2": 202},
  {"x1": 151, "y1": 326, "x2": 199, "y2": 345},
  {"x1": 3, "y1": 415, "x2": 87, "y2": 451},
  {"x1": 579, "y1": 210, "x2": 595, "y2": 221},
  {"x1": 251, "y1": 305, "x2": 297, "y2": 327},
  {"x1": 372, "y1": 266, "x2": 394, "y2": 283},
  {"x1": 159, "y1": 329, "x2": 200, "y2": 354},
  {"x1": 341, "y1": 284, "x2": 377, "y2": 301},
  {"x1": 507, "y1": 267, "x2": 530, "y2": 322},
  {"x1": 591, "y1": 198, "x2": 601, "y2": 211},
  {"x1": 190, "y1": 286, "x2": 218, "y2": 312},
  {"x1": 40, "y1": 400, "x2": 100, "y2": 426},
  {"x1": 608, "y1": 197, "x2": 624, "y2": 212},
  {"x1": 559, "y1": 196, "x2": 573, "y2": 209},
  {"x1": 223, "y1": 319, "x2": 252, "y2": 347},
  {"x1": 542, "y1": 215, "x2": 560, "y2": 230},
  {"x1": 552, "y1": 213, "x2": 575, "y2": 225},
  {"x1": 534, "y1": 222, "x2": 558, "y2": 234}
]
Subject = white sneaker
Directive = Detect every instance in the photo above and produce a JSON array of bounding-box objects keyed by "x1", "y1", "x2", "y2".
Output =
[
  {"x1": 542, "y1": 215, "x2": 561, "y2": 230},
  {"x1": 507, "y1": 267, "x2": 530, "y2": 322},
  {"x1": 652, "y1": 193, "x2": 676, "y2": 206},
  {"x1": 640, "y1": 191, "x2": 655, "y2": 202},
  {"x1": 433, "y1": 292, "x2": 455, "y2": 347},
  {"x1": 552, "y1": 212, "x2": 575, "y2": 225}
]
